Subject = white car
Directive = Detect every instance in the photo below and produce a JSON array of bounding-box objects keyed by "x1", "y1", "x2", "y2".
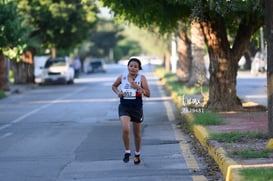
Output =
[
  {"x1": 34, "y1": 56, "x2": 49, "y2": 84},
  {"x1": 40, "y1": 57, "x2": 74, "y2": 84},
  {"x1": 251, "y1": 51, "x2": 267, "y2": 75}
]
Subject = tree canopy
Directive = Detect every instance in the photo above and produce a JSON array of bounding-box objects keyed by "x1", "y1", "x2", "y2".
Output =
[
  {"x1": 88, "y1": 19, "x2": 124, "y2": 58},
  {"x1": 101, "y1": 0, "x2": 264, "y2": 111},
  {"x1": 17, "y1": 0, "x2": 98, "y2": 54},
  {"x1": 0, "y1": 1, "x2": 28, "y2": 60},
  {"x1": 102, "y1": 0, "x2": 263, "y2": 41}
]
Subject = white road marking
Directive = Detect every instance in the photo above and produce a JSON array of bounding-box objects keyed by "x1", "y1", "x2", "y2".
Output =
[
  {"x1": 0, "y1": 132, "x2": 13, "y2": 139},
  {"x1": 0, "y1": 124, "x2": 11, "y2": 131}
]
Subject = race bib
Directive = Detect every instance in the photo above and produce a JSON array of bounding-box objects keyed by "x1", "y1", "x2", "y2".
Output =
[{"x1": 123, "y1": 88, "x2": 136, "y2": 99}]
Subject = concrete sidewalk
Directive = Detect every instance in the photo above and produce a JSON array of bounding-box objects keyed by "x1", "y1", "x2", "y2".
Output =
[{"x1": 4, "y1": 83, "x2": 38, "y2": 96}]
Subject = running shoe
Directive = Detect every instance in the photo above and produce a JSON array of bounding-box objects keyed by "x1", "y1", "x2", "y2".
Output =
[
  {"x1": 123, "y1": 153, "x2": 131, "y2": 163},
  {"x1": 134, "y1": 154, "x2": 141, "y2": 164}
]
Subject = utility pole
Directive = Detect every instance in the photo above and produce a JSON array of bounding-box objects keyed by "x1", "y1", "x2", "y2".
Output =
[
  {"x1": 260, "y1": 27, "x2": 265, "y2": 53},
  {"x1": 170, "y1": 35, "x2": 177, "y2": 73}
]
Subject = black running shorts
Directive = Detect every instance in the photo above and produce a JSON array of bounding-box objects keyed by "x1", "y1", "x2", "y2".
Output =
[{"x1": 118, "y1": 104, "x2": 143, "y2": 123}]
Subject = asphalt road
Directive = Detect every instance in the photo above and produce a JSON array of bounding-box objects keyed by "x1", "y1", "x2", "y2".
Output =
[
  {"x1": 236, "y1": 71, "x2": 267, "y2": 106},
  {"x1": 0, "y1": 64, "x2": 211, "y2": 181}
]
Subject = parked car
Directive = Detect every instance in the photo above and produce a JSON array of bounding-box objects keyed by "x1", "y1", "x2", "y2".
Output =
[
  {"x1": 251, "y1": 51, "x2": 267, "y2": 75},
  {"x1": 40, "y1": 57, "x2": 74, "y2": 85},
  {"x1": 34, "y1": 56, "x2": 49, "y2": 84},
  {"x1": 87, "y1": 59, "x2": 106, "y2": 73}
]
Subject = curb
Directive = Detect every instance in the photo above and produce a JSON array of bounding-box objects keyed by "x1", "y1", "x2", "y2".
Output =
[
  {"x1": 4, "y1": 84, "x2": 38, "y2": 97},
  {"x1": 193, "y1": 125, "x2": 241, "y2": 181},
  {"x1": 266, "y1": 139, "x2": 273, "y2": 150},
  {"x1": 194, "y1": 125, "x2": 273, "y2": 180}
]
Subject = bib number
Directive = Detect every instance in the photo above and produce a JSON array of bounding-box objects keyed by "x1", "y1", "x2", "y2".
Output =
[{"x1": 123, "y1": 89, "x2": 136, "y2": 99}]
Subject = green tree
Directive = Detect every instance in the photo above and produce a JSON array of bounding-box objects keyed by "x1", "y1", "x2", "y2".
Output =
[
  {"x1": 18, "y1": 0, "x2": 98, "y2": 57},
  {"x1": 0, "y1": 1, "x2": 28, "y2": 90},
  {"x1": 115, "y1": 39, "x2": 142, "y2": 60},
  {"x1": 87, "y1": 19, "x2": 124, "y2": 60},
  {"x1": 123, "y1": 25, "x2": 168, "y2": 59},
  {"x1": 79, "y1": 19, "x2": 159, "y2": 62},
  {"x1": 101, "y1": 0, "x2": 264, "y2": 111}
]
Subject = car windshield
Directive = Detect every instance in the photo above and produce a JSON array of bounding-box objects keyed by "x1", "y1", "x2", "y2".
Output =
[
  {"x1": 91, "y1": 61, "x2": 102, "y2": 66},
  {"x1": 45, "y1": 59, "x2": 66, "y2": 68}
]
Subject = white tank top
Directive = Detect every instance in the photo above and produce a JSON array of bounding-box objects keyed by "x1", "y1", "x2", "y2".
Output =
[{"x1": 120, "y1": 73, "x2": 141, "y2": 99}]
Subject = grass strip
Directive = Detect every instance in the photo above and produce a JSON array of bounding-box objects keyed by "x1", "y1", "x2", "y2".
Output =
[
  {"x1": 155, "y1": 66, "x2": 208, "y2": 95},
  {"x1": 192, "y1": 112, "x2": 226, "y2": 126},
  {"x1": 209, "y1": 131, "x2": 268, "y2": 143},
  {"x1": 240, "y1": 168, "x2": 273, "y2": 181},
  {"x1": 232, "y1": 149, "x2": 270, "y2": 158}
]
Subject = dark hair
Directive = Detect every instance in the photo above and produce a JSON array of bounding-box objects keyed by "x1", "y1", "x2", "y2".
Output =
[{"x1": 127, "y1": 58, "x2": 142, "y2": 70}]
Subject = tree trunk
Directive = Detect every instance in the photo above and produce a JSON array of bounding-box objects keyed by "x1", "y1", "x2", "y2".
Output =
[
  {"x1": 206, "y1": 49, "x2": 241, "y2": 111},
  {"x1": 12, "y1": 49, "x2": 35, "y2": 84},
  {"x1": 243, "y1": 51, "x2": 252, "y2": 70},
  {"x1": 51, "y1": 48, "x2": 56, "y2": 58},
  {"x1": 164, "y1": 52, "x2": 171, "y2": 72},
  {"x1": 188, "y1": 21, "x2": 208, "y2": 86},
  {"x1": 22, "y1": 49, "x2": 35, "y2": 83},
  {"x1": 13, "y1": 61, "x2": 26, "y2": 84},
  {"x1": 200, "y1": 17, "x2": 242, "y2": 111},
  {"x1": 0, "y1": 52, "x2": 9, "y2": 91},
  {"x1": 12, "y1": 62, "x2": 34, "y2": 84},
  {"x1": 201, "y1": 11, "x2": 262, "y2": 111},
  {"x1": 176, "y1": 28, "x2": 191, "y2": 82},
  {"x1": 265, "y1": 0, "x2": 273, "y2": 138}
]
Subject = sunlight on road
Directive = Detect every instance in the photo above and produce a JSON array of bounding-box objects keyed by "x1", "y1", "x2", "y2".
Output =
[
  {"x1": 23, "y1": 96, "x2": 172, "y2": 105},
  {"x1": 246, "y1": 95, "x2": 267, "y2": 99},
  {"x1": 74, "y1": 76, "x2": 115, "y2": 83},
  {"x1": 24, "y1": 98, "x2": 119, "y2": 104}
]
